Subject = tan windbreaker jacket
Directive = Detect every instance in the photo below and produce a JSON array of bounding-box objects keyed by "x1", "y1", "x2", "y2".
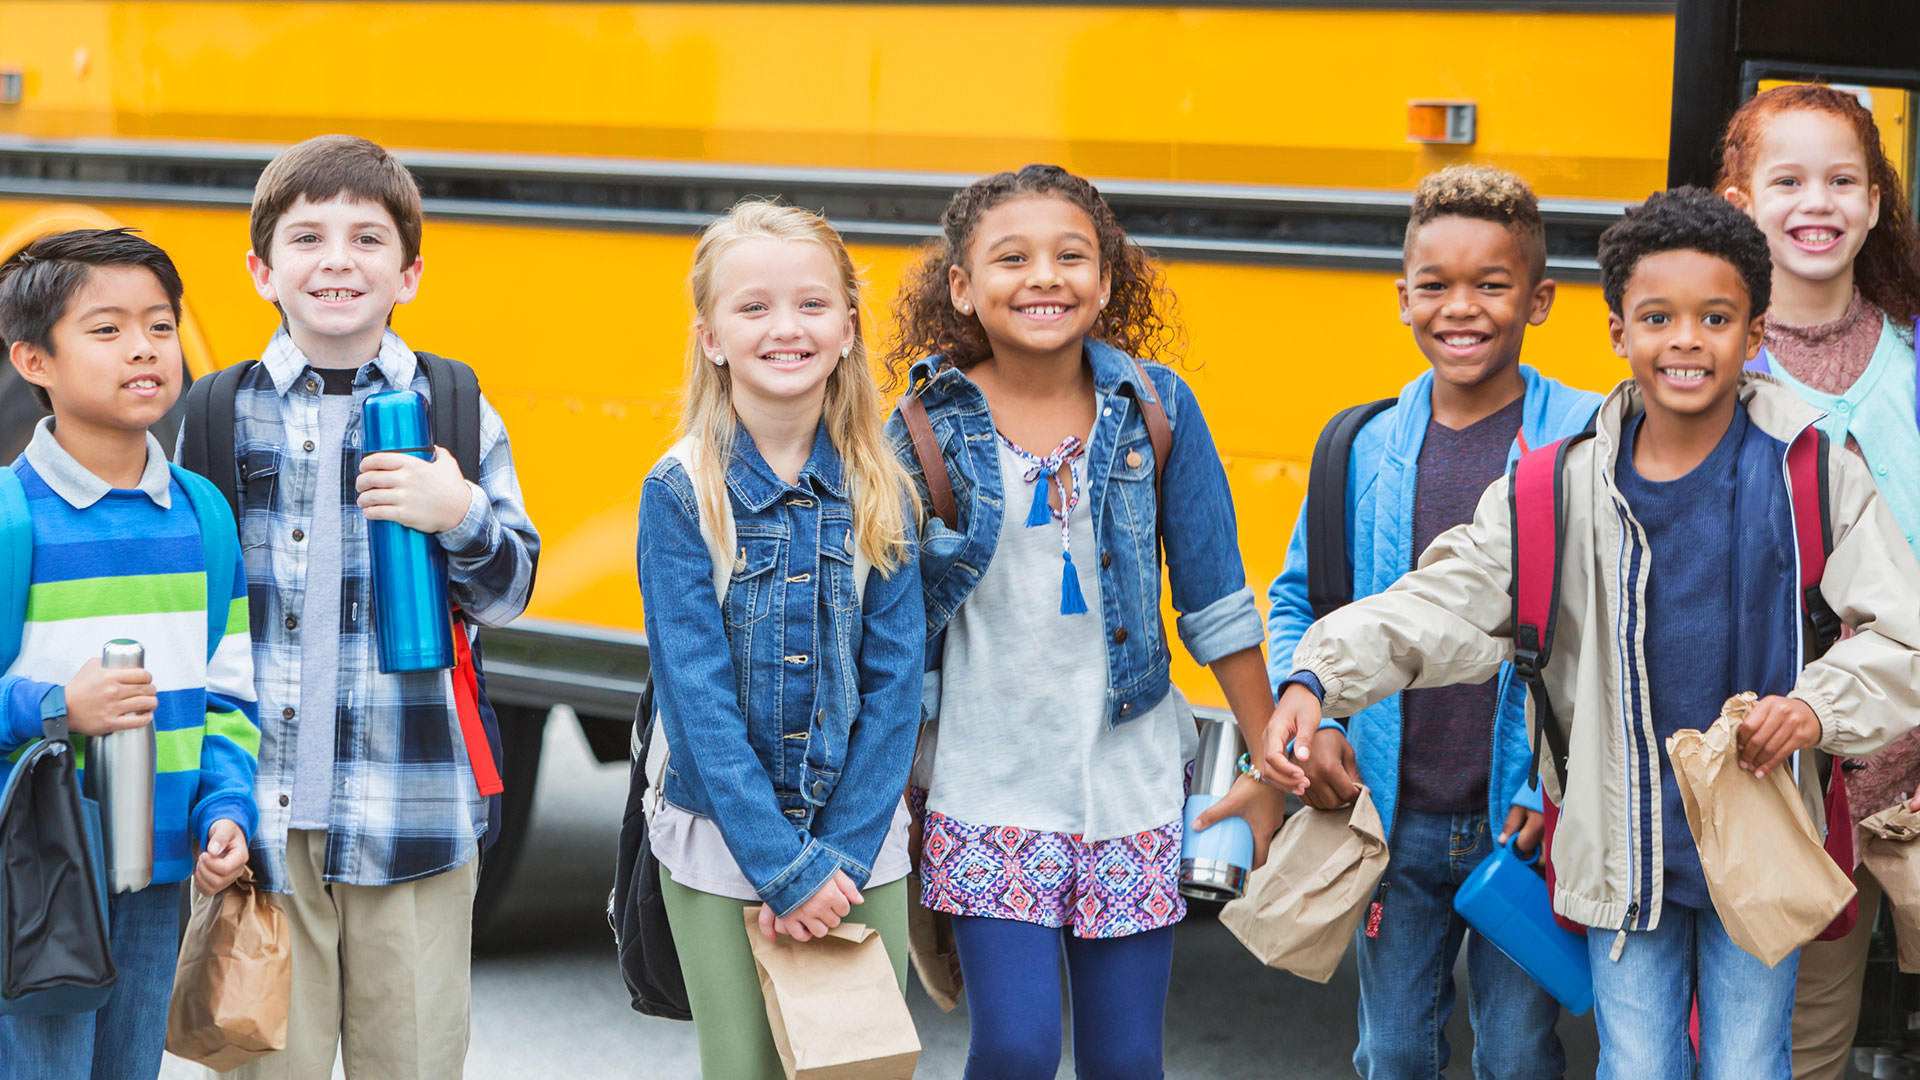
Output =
[{"x1": 1292, "y1": 374, "x2": 1920, "y2": 934}]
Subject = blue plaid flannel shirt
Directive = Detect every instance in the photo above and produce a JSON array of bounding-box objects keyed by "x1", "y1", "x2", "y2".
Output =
[{"x1": 186, "y1": 330, "x2": 539, "y2": 891}]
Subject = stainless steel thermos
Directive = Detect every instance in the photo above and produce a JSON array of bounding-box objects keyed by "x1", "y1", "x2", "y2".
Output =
[
  {"x1": 1180, "y1": 714, "x2": 1256, "y2": 901},
  {"x1": 89, "y1": 639, "x2": 155, "y2": 894},
  {"x1": 361, "y1": 390, "x2": 456, "y2": 673}
]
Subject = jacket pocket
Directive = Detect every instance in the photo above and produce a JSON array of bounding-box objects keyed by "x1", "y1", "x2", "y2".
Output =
[
  {"x1": 820, "y1": 525, "x2": 861, "y2": 613},
  {"x1": 724, "y1": 537, "x2": 782, "y2": 628}
]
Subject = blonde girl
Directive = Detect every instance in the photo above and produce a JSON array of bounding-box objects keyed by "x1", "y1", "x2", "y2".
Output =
[{"x1": 636, "y1": 200, "x2": 921, "y2": 1078}]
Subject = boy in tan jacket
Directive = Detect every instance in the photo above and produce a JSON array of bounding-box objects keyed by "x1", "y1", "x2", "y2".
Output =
[{"x1": 1264, "y1": 188, "x2": 1920, "y2": 1077}]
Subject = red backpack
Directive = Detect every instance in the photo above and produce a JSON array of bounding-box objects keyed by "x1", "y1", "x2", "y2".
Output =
[{"x1": 1510, "y1": 423, "x2": 1855, "y2": 939}]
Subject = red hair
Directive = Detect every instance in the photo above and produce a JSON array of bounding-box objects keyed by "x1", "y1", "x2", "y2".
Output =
[{"x1": 1714, "y1": 84, "x2": 1920, "y2": 324}]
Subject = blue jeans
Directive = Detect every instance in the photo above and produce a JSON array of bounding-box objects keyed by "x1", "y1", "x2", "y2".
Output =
[
  {"x1": 1589, "y1": 901, "x2": 1796, "y2": 1080},
  {"x1": 951, "y1": 915, "x2": 1175, "y2": 1080},
  {"x1": 1355, "y1": 809, "x2": 1565, "y2": 1080},
  {"x1": 0, "y1": 881, "x2": 183, "y2": 1080}
]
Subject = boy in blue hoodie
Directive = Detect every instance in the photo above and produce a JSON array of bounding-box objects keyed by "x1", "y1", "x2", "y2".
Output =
[
  {"x1": 0, "y1": 228, "x2": 258, "y2": 1079},
  {"x1": 1265, "y1": 166, "x2": 1599, "y2": 1080}
]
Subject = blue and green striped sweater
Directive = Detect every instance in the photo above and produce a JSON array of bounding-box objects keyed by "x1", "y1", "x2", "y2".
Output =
[{"x1": 1, "y1": 455, "x2": 259, "y2": 886}]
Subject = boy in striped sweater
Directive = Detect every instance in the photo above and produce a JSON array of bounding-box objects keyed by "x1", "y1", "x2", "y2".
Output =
[{"x1": 0, "y1": 228, "x2": 258, "y2": 1080}]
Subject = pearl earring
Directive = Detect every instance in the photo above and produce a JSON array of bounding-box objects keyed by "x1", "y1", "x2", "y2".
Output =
[
  {"x1": 959, "y1": 301, "x2": 972, "y2": 315},
  {"x1": 710, "y1": 354, "x2": 726, "y2": 367},
  {"x1": 841, "y1": 345, "x2": 852, "y2": 359}
]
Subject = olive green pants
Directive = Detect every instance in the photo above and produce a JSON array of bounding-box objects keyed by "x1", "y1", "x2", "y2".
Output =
[{"x1": 660, "y1": 867, "x2": 910, "y2": 1079}]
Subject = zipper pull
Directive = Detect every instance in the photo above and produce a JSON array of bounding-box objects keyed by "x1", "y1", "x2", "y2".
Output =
[
  {"x1": 1609, "y1": 902, "x2": 1638, "y2": 963},
  {"x1": 1365, "y1": 880, "x2": 1389, "y2": 939}
]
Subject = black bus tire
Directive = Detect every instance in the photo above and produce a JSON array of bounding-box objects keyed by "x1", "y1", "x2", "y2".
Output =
[{"x1": 474, "y1": 702, "x2": 546, "y2": 927}]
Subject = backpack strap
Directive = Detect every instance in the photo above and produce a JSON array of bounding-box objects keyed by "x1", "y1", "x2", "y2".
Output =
[
  {"x1": 1125, "y1": 358, "x2": 1174, "y2": 510},
  {"x1": 416, "y1": 352, "x2": 483, "y2": 482},
  {"x1": 177, "y1": 361, "x2": 255, "y2": 523},
  {"x1": 0, "y1": 467, "x2": 30, "y2": 672},
  {"x1": 899, "y1": 392, "x2": 956, "y2": 532},
  {"x1": 1510, "y1": 430, "x2": 1595, "y2": 786},
  {"x1": 1305, "y1": 398, "x2": 1395, "y2": 619},
  {"x1": 1786, "y1": 425, "x2": 1842, "y2": 655},
  {"x1": 169, "y1": 465, "x2": 238, "y2": 661}
]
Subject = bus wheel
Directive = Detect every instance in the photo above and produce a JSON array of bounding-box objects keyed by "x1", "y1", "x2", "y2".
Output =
[{"x1": 474, "y1": 702, "x2": 546, "y2": 927}]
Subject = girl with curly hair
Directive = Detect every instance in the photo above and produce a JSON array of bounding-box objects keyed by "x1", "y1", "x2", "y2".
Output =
[
  {"x1": 883, "y1": 164, "x2": 1300, "y2": 1079},
  {"x1": 1715, "y1": 84, "x2": 1920, "y2": 1080}
]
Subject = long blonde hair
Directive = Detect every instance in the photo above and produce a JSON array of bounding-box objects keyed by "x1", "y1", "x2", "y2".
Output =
[{"x1": 680, "y1": 200, "x2": 913, "y2": 576}]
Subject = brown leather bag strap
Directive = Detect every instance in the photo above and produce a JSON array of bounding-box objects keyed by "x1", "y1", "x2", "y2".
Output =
[
  {"x1": 900, "y1": 392, "x2": 958, "y2": 531},
  {"x1": 1128, "y1": 358, "x2": 1173, "y2": 506}
]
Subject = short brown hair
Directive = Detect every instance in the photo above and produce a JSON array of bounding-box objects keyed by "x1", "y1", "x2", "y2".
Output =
[
  {"x1": 249, "y1": 135, "x2": 423, "y2": 267},
  {"x1": 1404, "y1": 164, "x2": 1548, "y2": 282}
]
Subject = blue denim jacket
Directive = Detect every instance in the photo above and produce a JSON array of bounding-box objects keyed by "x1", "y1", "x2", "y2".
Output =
[
  {"x1": 886, "y1": 339, "x2": 1265, "y2": 727},
  {"x1": 636, "y1": 423, "x2": 923, "y2": 916}
]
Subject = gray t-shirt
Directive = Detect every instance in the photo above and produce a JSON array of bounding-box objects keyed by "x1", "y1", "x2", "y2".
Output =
[
  {"x1": 289, "y1": 371, "x2": 356, "y2": 830},
  {"x1": 927, "y1": 440, "x2": 1190, "y2": 841}
]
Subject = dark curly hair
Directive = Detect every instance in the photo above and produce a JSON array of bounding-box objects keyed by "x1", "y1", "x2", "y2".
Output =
[
  {"x1": 1598, "y1": 188, "x2": 1773, "y2": 318},
  {"x1": 1714, "y1": 84, "x2": 1920, "y2": 325},
  {"x1": 885, "y1": 164, "x2": 1182, "y2": 388}
]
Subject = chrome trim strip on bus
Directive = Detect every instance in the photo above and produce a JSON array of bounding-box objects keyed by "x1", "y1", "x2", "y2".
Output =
[{"x1": 0, "y1": 136, "x2": 1623, "y2": 277}]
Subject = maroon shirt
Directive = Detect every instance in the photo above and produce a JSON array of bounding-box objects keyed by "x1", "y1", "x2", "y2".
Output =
[{"x1": 1398, "y1": 396, "x2": 1525, "y2": 813}]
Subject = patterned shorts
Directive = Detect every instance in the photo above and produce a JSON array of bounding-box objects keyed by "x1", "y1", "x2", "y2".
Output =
[{"x1": 916, "y1": 798, "x2": 1186, "y2": 939}]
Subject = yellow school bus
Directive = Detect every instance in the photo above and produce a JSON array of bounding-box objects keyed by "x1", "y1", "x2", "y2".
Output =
[{"x1": 0, "y1": 0, "x2": 1912, "y2": 912}]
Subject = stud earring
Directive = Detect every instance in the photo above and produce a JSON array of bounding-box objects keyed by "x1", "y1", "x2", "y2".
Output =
[
  {"x1": 959, "y1": 301, "x2": 972, "y2": 315},
  {"x1": 1100, "y1": 295, "x2": 1109, "y2": 308},
  {"x1": 710, "y1": 354, "x2": 726, "y2": 367},
  {"x1": 841, "y1": 345, "x2": 853, "y2": 359}
]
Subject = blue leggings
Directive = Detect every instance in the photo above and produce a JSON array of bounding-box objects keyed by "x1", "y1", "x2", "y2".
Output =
[{"x1": 951, "y1": 915, "x2": 1175, "y2": 1080}]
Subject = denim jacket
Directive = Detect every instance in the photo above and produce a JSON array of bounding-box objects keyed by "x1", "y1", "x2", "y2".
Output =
[
  {"x1": 885, "y1": 339, "x2": 1264, "y2": 727},
  {"x1": 636, "y1": 423, "x2": 923, "y2": 916},
  {"x1": 1264, "y1": 365, "x2": 1601, "y2": 841}
]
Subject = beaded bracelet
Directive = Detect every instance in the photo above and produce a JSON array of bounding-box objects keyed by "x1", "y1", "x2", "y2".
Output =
[{"x1": 1236, "y1": 752, "x2": 1263, "y2": 783}]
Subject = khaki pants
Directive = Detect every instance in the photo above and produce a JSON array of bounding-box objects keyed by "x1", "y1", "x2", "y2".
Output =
[
  {"x1": 214, "y1": 830, "x2": 478, "y2": 1080},
  {"x1": 1792, "y1": 866, "x2": 1883, "y2": 1080}
]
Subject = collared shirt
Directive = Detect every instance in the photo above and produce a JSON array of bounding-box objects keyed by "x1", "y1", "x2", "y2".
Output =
[
  {"x1": 25, "y1": 419, "x2": 174, "y2": 508},
  {"x1": 196, "y1": 330, "x2": 539, "y2": 891}
]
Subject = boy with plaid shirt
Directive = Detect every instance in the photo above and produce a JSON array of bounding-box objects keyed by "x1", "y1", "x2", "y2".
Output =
[{"x1": 179, "y1": 135, "x2": 538, "y2": 1078}]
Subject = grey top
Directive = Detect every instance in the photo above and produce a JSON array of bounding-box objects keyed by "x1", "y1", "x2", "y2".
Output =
[
  {"x1": 927, "y1": 440, "x2": 1190, "y2": 841},
  {"x1": 290, "y1": 382, "x2": 355, "y2": 830}
]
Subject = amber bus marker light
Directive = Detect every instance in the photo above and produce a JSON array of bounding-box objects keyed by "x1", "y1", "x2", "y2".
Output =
[{"x1": 1408, "y1": 101, "x2": 1476, "y2": 145}]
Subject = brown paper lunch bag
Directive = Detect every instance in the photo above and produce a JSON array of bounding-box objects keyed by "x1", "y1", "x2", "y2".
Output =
[
  {"x1": 744, "y1": 912, "x2": 920, "y2": 1080},
  {"x1": 165, "y1": 869, "x2": 291, "y2": 1071},
  {"x1": 1666, "y1": 693, "x2": 1856, "y2": 969},
  {"x1": 1219, "y1": 784, "x2": 1389, "y2": 983},
  {"x1": 1858, "y1": 803, "x2": 1920, "y2": 971}
]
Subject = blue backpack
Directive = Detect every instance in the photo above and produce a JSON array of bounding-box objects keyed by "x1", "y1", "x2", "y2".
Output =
[{"x1": 0, "y1": 462, "x2": 238, "y2": 1015}]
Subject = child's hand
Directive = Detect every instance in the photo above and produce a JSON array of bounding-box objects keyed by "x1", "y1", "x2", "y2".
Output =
[
  {"x1": 1256, "y1": 684, "x2": 1316, "y2": 795},
  {"x1": 356, "y1": 447, "x2": 472, "y2": 535},
  {"x1": 1497, "y1": 806, "x2": 1546, "y2": 858},
  {"x1": 1300, "y1": 727, "x2": 1361, "y2": 811},
  {"x1": 1737, "y1": 695, "x2": 1821, "y2": 779},
  {"x1": 62, "y1": 658, "x2": 158, "y2": 737},
  {"x1": 194, "y1": 819, "x2": 249, "y2": 896},
  {"x1": 757, "y1": 870, "x2": 863, "y2": 942},
  {"x1": 1194, "y1": 773, "x2": 1287, "y2": 868}
]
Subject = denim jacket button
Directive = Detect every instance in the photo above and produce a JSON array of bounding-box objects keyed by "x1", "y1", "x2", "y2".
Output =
[
  {"x1": 811, "y1": 780, "x2": 828, "y2": 799},
  {"x1": 1126, "y1": 450, "x2": 1143, "y2": 468},
  {"x1": 1113, "y1": 627, "x2": 1128, "y2": 644},
  {"x1": 1100, "y1": 552, "x2": 1112, "y2": 569}
]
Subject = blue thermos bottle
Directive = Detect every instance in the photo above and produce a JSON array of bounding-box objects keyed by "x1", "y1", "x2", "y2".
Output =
[
  {"x1": 361, "y1": 391, "x2": 456, "y2": 674},
  {"x1": 1452, "y1": 837, "x2": 1594, "y2": 1014},
  {"x1": 1180, "y1": 714, "x2": 1255, "y2": 901}
]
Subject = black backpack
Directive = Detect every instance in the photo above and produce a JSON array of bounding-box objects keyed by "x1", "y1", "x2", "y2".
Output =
[
  {"x1": 175, "y1": 352, "x2": 507, "y2": 849},
  {"x1": 609, "y1": 675, "x2": 691, "y2": 1020},
  {"x1": 1304, "y1": 398, "x2": 1396, "y2": 618}
]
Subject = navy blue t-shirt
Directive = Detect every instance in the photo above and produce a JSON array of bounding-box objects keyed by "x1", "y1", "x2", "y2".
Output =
[{"x1": 1613, "y1": 404, "x2": 1748, "y2": 910}]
